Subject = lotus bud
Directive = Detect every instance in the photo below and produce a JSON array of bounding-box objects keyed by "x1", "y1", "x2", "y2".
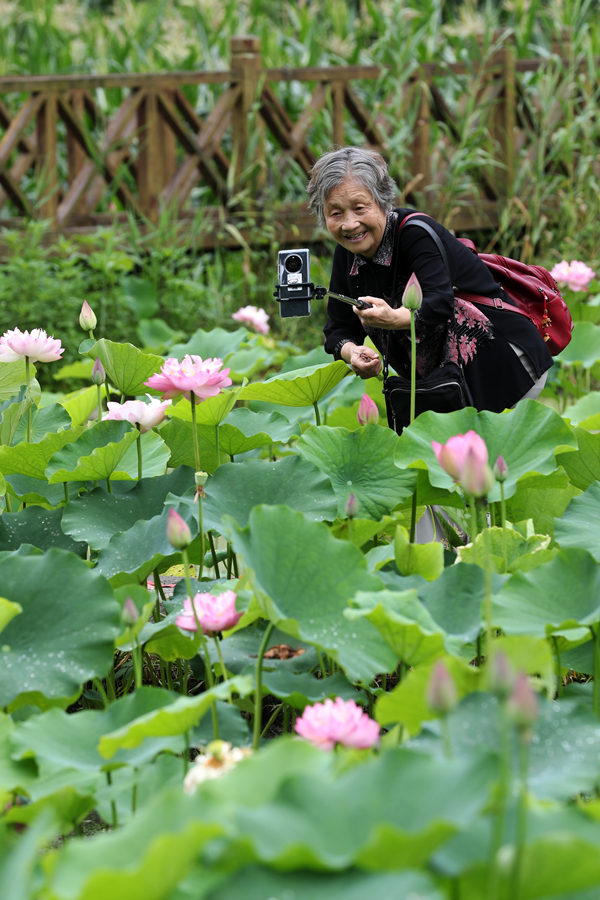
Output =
[
  {"x1": 122, "y1": 597, "x2": 139, "y2": 626},
  {"x1": 488, "y1": 650, "x2": 514, "y2": 699},
  {"x1": 459, "y1": 448, "x2": 495, "y2": 498},
  {"x1": 357, "y1": 392, "x2": 379, "y2": 426},
  {"x1": 506, "y1": 672, "x2": 538, "y2": 738},
  {"x1": 494, "y1": 454, "x2": 508, "y2": 482},
  {"x1": 401, "y1": 272, "x2": 422, "y2": 311},
  {"x1": 426, "y1": 660, "x2": 457, "y2": 714},
  {"x1": 166, "y1": 508, "x2": 192, "y2": 549},
  {"x1": 344, "y1": 492, "x2": 359, "y2": 519},
  {"x1": 79, "y1": 300, "x2": 97, "y2": 332},
  {"x1": 91, "y1": 358, "x2": 106, "y2": 385}
]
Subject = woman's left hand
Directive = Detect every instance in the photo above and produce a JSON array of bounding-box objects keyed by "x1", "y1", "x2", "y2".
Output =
[{"x1": 354, "y1": 296, "x2": 412, "y2": 330}]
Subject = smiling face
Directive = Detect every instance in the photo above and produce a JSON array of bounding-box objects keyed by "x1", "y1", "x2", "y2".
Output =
[{"x1": 323, "y1": 176, "x2": 388, "y2": 259}]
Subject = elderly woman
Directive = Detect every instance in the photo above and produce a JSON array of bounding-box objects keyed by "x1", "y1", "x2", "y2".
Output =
[{"x1": 307, "y1": 146, "x2": 552, "y2": 423}]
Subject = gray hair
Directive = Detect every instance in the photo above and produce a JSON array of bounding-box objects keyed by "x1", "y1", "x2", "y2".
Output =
[{"x1": 307, "y1": 146, "x2": 397, "y2": 226}]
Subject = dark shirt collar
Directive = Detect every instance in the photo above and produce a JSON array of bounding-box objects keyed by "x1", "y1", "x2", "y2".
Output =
[{"x1": 349, "y1": 210, "x2": 398, "y2": 276}]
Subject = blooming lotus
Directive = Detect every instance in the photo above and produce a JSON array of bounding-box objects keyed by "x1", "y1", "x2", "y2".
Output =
[
  {"x1": 550, "y1": 259, "x2": 595, "y2": 292},
  {"x1": 294, "y1": 697, "x2": 380, "y2": 750},
  {"x1": 103, "y1": 395, "x2": 171, "y2": 432},
  {"x1": 357, "y1": 392, "x2": 379, "y2": 425},
  {"x1": 144, "y1": 355, "x2": 232, "y2": 403},
  {"x1": 232, "y1": 305, "x2": 270, "y2": 335},
  {"x1": 432, "y1": 430, "x2": 494, "y2": 497},
  {"x1": 176, "y1": 590, "x2": 242, "y2": 635},
  {"x1": 0, "y1": 327, "x2": 64, "y2": 363}
]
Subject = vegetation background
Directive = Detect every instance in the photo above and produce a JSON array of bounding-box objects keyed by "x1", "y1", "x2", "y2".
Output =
[{"x1": 0, "y1": 0, "x2": 598, "y2": 375}]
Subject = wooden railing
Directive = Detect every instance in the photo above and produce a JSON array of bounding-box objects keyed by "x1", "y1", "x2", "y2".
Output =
[{"x1": 0, "y1": 35, "x2": 580, "y2": 247}]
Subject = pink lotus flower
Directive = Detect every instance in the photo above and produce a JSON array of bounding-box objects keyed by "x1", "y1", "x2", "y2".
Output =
[
  {"x1": 232, "y1": 305, "x2": 270, "y2": 335},
  {"x1": 176, "y1": 590, "x2": 242, "y2": 635},
  {"x1": 432, "y1": 430, "x2": 494, "y2": 497},
  {"x1": 144, "y1": 355, "x2": 232, "y2": 403},
  {"x1": 550, "y1": 260, "x2": 595, "y2": 292},
  {"x1": 103, "y1": 395, "x2": 171, "y2": 432},
  {"x1": 357, "y1": 392, "x2": 379, "y2": 425},
  {"x1": 0, "y1": 327, "x2": 64, "y2": 363},
  {"x1": 294, "y1": 697, "x2": 380, "y2": 750}
]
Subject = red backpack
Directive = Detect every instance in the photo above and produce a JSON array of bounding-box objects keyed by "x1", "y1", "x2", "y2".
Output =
[{"x1": 399, "y1": 215, "x2": 574, "y2": 355}]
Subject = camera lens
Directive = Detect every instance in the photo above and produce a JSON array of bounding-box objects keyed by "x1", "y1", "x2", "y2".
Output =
[{"x1": 284, "y1": 254, "x2": 303, "y2": 274}]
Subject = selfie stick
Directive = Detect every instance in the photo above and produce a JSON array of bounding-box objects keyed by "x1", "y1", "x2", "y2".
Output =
[{"x1": 274, "y1": 282, "x2": 373, "y2": 310}]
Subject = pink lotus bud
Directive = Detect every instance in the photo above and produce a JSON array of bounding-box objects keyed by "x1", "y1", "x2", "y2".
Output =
[
  {"x1": 506, "y1": 672, "x2": 539, "y2": 734},
  {"x1": 79, "y1": 300, "x2": 97, "y2": 332},
  {"x1": 432, "y1": 431, "x2": 492, "y2": 496},
  {"x1": 494, "y1": 455, "x2": 508, "y2": 482},
  {"x1": 357, "y1": 393, "x2": 379, "y2": 426},
  {"x1": 122, "y1": 597, "x2": 139, "y2": 626},
  {"x1": 166, "y1": 508, "x2": 191, "y2": 549},
  {"x1": 345, "y1": 492, "x2": 359, "y2": 519},
  {"x1": 459, "y1": 447, "x2": 495, "y2": 498},
  {"x1": 91, "y1": 358, "x2": 106, "y2": 385},
  {"x1": 488, "y1": 650, "x2": 515, "y2": 699},
  {"x1": 401, "y1": 272, "x2": 422, "y2": 311},
  {"x1": 426, "y1": 660, "x2": 457, "y2": 714}
]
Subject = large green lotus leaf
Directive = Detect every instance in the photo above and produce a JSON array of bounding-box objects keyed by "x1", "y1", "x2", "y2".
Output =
[
  {"x1": 114, "y1": 429, "x2": 170, "y2": 480},
  {"x1": 557, "y1": 322, "x2": 600, "y2": 368},
  {"x1": 394, "y1": 400, "x2": 576, "y2": 502},
  {"x1": 94, "y1": 502, "x2": 203, "y2": 586},
  {"x1": 13, "y1": 401, "x2": 71, "y2": 444},
  {"x1": 346, "y1": 589, "x2": 447, "y2": 666},
  {"x1": 0, "y1": 507, "x2": 87, "y2": 556},
  {"x1": 166, "y1": 389, "x2": 238, "y2": 427},
  {"x1": 226, "y1": 346, "x2": 278, "y2": 380},
  {"x1": 206, "y1": 867, "x2": 444, "y2": 900},
  {"x1": 394, "y1": 525, "x2": 444, "y2": 581},
  {"x1": 0, "y1": 814, "x2": 62, "y2": 900},
  {"x1": 45, "y1": 420, "x2": 138, "y2": 483},
  {"x1": 563, "y1": 391, "x2": 600, "y2": 429},
  {"x1": 376, "y1": 656, "x2": 482, "y2": 734},
  {"x1": 417, "y1": 563, "x2": 485, "y2": 643},
  {"x1": 217, "y1": 407, "x2": 298, "y2": 456},
  {"x1": 0, "y1": 425, "x2": 85, "y2": 478},
  {"x1": 504, "y1": 470, "x2": 579, "y2": 537},
  {"x1": 61, "y1": 467, "x2": 194, "y2": 550},
  {"x1": 492, "y1": 548, "x2": 600, "y2": 636},
  {"x1": 238, "y1": 360, "x2": 348, "y2": 407},
  {"x1": 0, "y1": 712, "x2": 35, "y2": 799},
  {"x1": 169, "y1": 327, "x2": 248, "y2": 361},
  {"x1": 10, "y1": 688, "x2": 184, "y2": 775},
  {"x1": 5, "y1": 474, "x2": 79, "y2": 508},
  {"x1": 202, "y1": 457, "x2": 338, "y2": 533},
  {"x1": 261, "y1": 670, "x2": 358, "y2": 710},
  {"x1": 554, "y1": 483, "x2": 600, "y2": 560},
  {"x1": 0, "y1": 597, "x2": 22, "y2": 634},
  {"x1": 0, "y1": 547, "x2": 121, "y2": 710},
  {"x1": 142, "y1": 623, "x2": 203, "y2": 661},
  {"x1": 458, "y1": 526, "x2": 554, "y2": 573},
  {"x1": 98, "y1": 676, "x2": 253, "y2": 757},
  {"x1": 0, "y1": 359, "x2": 27, "y2": 402},
  {"x1": 0, "y1": 385, "x2": 29, "y2": 445},
  {"x1": 59, "y1": 384, "x2": 98, "y2": 427},
  {"x1": 557, "y1": 427, "x2": 600, "y2": 491},
  {"x1": 86, "y1": 338, "x2": 164, "y2": 396},
  {"x1": 159, "y1": 418, "x2": 220, "y2": 472},
  {"x1": 228, "y1": 505, "x2": 397, "y2": 681},
  {"x1": 297, "y1": 424, "x2": 416, "y2": 519},
  {"x1": 414, "y1": 692, "x2": 600, "y2": 802}
]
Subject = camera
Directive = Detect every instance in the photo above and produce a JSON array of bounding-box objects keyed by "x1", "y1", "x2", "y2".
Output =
[{"x1": 276, "y1": 248, "x2": 312, "y2": 317}]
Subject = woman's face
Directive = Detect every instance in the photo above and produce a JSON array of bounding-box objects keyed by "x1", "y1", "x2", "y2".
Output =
[{"x1": 323, "y1": 176, "x2": 387, "y2": 259}]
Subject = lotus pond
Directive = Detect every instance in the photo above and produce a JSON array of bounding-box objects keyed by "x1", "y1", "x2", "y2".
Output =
[{"x1": 1, "y1": 277, "x2": 600, "y2": 899}]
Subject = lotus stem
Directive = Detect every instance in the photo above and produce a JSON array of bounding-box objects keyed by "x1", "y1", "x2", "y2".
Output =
[
  {"x1": 409, "y1": 309, "x2": 416, "y2": 424},
  {"x1": 253, "y1": 622, "x2": 275, "y2": 750}
]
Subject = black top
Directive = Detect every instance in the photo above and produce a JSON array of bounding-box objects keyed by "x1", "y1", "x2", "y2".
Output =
[{"x1": 323, "y1": 209, "x2": 553, "y2": 412}]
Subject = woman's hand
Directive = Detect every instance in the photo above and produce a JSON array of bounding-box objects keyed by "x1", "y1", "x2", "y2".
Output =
[
  {"x1": 354, "y1": 296, "x2": 412, "y2": 330},
  {"x1": 340, "y1": 342, "x2": 382, "y2": 379}
]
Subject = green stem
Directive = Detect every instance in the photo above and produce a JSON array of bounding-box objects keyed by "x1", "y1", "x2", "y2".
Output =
[
  {"x1": 63, "y1": 482, "x2": 69, "y2": 503},
  {"x1": 131, "y1": 776, "x2": 138, "y2": 814},
  {"x1": 132, "y1": 638, "x2": 143, "y2": 690},
  {"x1": 552, "y1": 635, "x2": 563, "y2": 699},
  {"x1": 409, "y1": 491, "x2": 418, "y2": 544},
  {"x1": 313, "y1": 400, "x2": 321, "y2": 426},
  {"x1": 208, "y1": 532, "x2": 221, "y2": 578},
  {"x1": 253, "y1": 622, "x2": 275, "y2": 751},
  {"x1": 190, "y1": 396, "x2": 201, "y2": 473},
  {"x1": 106, "y1": 771, "x2": 118, "y2": 828},
  {"x1": 136, "y1": 429, "x2": 143, "y2": 481},
  {"x1": 181, "y1": 547, "x2": 218, "y2": 738},
  {"x1": 510, "y1": 738, "x2": 531, "y2": 900},
  {"x1": 409, "y1": 310, "x2": 416, "y2": 424},
  {"x1": 213, "y1": 635, "x2": 229, "y2": 686},
  {"x1": 214, "y1": 423, "x2": 220, "y2": 466},
  {"x1": 25, "y1": 357, "x2": 32, "y2": 442},
  {"x1": 96, "y1": 383, "x2": 103, "y2": 421},
  {"x1": 499, "y1": 481, "x2": 508, "y2": 573},
  {"x1": 196, "y1": 493, "x2": 204, "y2": 582},
  {"x1": 93, "y1": 677, "x2": 109, "y2": 709},
  {"x1": 106, "y1": 477, "x2": 112, "y2": 494},
  {"x1": 488, "y1": 701, "x2": 512, "y2": 900},
  {"x1": 593, "y1": 626, "x2": 600, "y2": 719}
]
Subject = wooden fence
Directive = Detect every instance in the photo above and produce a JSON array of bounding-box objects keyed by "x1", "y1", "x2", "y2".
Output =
[{"x1": 0, "y1": 35, "x2": 580, "y2": 248}]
